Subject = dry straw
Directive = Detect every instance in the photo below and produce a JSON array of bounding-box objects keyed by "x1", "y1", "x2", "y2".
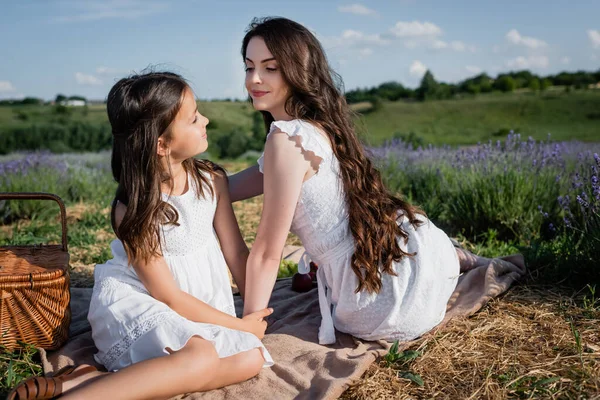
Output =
[{"x1": 342, "y1": 286, "x2": 600, "y2": 399}]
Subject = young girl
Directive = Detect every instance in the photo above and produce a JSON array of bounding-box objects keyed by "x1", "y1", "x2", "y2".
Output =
[
  {"x1": 229, "y1": 17, "x2": 525, "y2": 345},
  {"x1": 9, "y1": 72, "x2": 273, "y2": 400}
]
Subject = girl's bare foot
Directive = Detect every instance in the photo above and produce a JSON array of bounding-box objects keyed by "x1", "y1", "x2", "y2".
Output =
[{"x1": 60, "y1": 364, "x2": 109, "y2": 394}]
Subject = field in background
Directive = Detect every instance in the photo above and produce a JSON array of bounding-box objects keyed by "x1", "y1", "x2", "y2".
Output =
[
  {"x1": 1, "y1": 90, "x2": 599, "y2": 155},
  {"x1": 1, "y1": 90, "x2": 599, "y2": 397}
]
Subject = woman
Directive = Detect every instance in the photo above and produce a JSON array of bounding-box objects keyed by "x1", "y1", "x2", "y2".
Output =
[{"x1": 229, "y1": 17, "x2": 525, "y2": 345}]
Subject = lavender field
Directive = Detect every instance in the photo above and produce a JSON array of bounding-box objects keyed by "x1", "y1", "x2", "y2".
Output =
[
  {"x1": 373, "y1": 134, "x2": 600, "y2": 284},
  {"x1": 1, "y1": 134, "x2": 599, "y2": 283},
  {"x1": 1, "y1": 137, "x2": 599, "y2": 398}
]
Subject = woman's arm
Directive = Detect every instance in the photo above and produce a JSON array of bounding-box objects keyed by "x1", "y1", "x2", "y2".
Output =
[
  {"x1": 242, "y1": 131, "x2": 312, "y2": 316},
  {"x1": 212, "y1": 170, "x2": 250, "y2": 299},
  {"x1": 228, "y1": 165, "x2": 264, "y2": 202}
]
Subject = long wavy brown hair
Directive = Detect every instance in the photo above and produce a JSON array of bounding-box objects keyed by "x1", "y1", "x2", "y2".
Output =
[
  {"x1": 242, "y1": 17, "x2": 425, "y2": 294},
  {"x1": 108, "y1": 71, "x2": 220, "y2": 264}
]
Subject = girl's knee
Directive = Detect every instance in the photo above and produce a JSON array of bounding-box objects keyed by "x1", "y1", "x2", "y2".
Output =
[
  {"x1": 177, "y1": 336, "x2": 219, "y2": 374},
  {"x1": 244, "y1": 348, "x2": 266, "y2": 377}
]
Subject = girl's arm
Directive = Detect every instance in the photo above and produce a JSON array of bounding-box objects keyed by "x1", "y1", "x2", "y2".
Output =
[
  {"x1": 228, "y1": 165, "x2": 264, "y2": 202},
  {"x1": 212, "y1": 170, "x2": 249, "y2": 298},
  {"x1": 242, "y1": 131, "x2": 313, "y2": 316},
  {"x1": 113, "y1": 202, "x2": 270, "y2": 338}
]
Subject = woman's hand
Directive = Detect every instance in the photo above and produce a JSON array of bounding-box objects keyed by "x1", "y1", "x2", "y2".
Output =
[{"x1": 241, "y1": 308, "x2": 273, "y2": 339}]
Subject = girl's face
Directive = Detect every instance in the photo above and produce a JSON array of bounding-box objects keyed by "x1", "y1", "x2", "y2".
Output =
[
  {"x1": 245, "y1": 36, "x2": 291, "y2": 120},
  {"x1": 162, "y1": 87, "x2": 209, "y2": 160}
]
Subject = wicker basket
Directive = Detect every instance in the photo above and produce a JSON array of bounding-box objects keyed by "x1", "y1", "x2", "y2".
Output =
[{"x1": 0, "y1": 193, "x2": 71, "y2": 351}]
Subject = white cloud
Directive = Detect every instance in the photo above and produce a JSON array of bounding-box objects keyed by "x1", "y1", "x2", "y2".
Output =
[
  {"x1": 389, "y1": 21, "x2": 442, "y2": 38},
  {"x1": 325, "y1": 20, "x2": 474, "y2": 59},
  {"x1": 338, "y1": 4, "x2": 377, "y2": 16},
  {"x1": 425, "y1": 39, "x2": 475, "y2": 52},
  {"x1": 431, "y1": 40, "x2": 447, "y2": 49},
  {"x1": 403, "y1": 40, "x2": 419, "y2": 49},
  {"x1": 450, "y1": 41, "x2": 466, "y2": 51},
  {"x1": 505, "y1": 29, "x2": 547, "y2": 49},
  {"x1": 560, "y1": 56, "x2": 571, "y2": 65},
  {"x1": 0, "y1": 81, "x2": 16, "y2": 92},
  {"x1": 465, "y1": 65, "x2": 482, "y2": 75},
  {"x1": 75, "y1": 72, "x2": 102, "y2": 85},
  {"x1": 409, "y1": 60, "x2": 427, "y2": 77},
  {"x1": 324, "y1": 29, "x2": 389, "y2": 49},
  {"x1": 54, "y1": 0, "x2": 168, "y2": 22},
  {"x1": 96, "y1": 66, "x2": 127, "y2": 75},
  {"x1": 588, "y1": 29, "x2": 600, "y2": 48},
  {"x1": 359, "y1": 48, "x2": 373, "y2": 57},
  {"x1": 386, "y1": 21, "x2": 475, "y2": 52},
  {"x1": 506, "y1": 55, "x2": 549, "y2": 69}
]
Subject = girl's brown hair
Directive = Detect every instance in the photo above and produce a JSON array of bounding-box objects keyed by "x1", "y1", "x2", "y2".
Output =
[
  {"x1": 242, "y1": 18, "x2": 425, "y2": 294},
  {"x1": 108, "y1": 71, "x2": 220, "y2": 264}
]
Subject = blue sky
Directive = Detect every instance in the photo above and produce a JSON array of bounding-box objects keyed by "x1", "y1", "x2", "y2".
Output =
[{"x1": 1, "y1": 0, "x2": 599, "y2": 101}]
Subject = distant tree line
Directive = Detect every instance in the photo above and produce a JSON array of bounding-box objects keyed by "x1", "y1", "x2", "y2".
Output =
[
  {"x1": 0, "y1": 107, "x2": 267, "y2": 157},
  {"x1": 0, "y1": 94, "x2": 88, "y2": 106},
  {"x1": 0, "y1": 121, "x2": 111, "y2": 154},
  {"x1": 345, "y1": 69, "x2": 600, "y2": 103},
  {"x1": 207, "y1": 112, "x2": 266, "y2": 159}
]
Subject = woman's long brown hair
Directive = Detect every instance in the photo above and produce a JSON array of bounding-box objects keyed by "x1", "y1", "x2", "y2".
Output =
[
  {"x1": 242, "y1": 18, "x2": 425, "y2": 294},
  {"x1": 107, "y1": 71, "x2": 221, "y2": 264}
]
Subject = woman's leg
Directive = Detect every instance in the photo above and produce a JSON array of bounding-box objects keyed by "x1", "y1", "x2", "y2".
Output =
[
  {"x1": 455, "y1": 247, "x2": 492, "y2": 272},
  {"x1": 455, "y1": 247, "x2": 525, "y2": 273},
  {"x1": 60, "y1": 336, "x2": 264, "y2": 400}
]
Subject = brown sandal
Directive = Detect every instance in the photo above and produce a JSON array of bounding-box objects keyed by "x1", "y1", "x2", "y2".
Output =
[{"x1": 6, "y1": 365, "x2": 99, "y2": 400}]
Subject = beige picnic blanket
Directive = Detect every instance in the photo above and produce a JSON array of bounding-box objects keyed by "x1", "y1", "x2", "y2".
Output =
[{"x1": 39, "y1": 247, "x2": 525, "y2": 399}]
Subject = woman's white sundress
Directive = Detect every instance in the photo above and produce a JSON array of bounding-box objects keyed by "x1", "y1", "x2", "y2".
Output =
[
  {"x1": 88, "y1": 172, "x2": 273, "y2": 372},
  {"x1": 258, "y1": 119, "x2": 460, "y2": 345}
]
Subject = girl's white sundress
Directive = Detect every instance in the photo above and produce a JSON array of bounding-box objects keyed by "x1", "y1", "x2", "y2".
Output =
[
  {"x1": 257, "y1": 119, "x2": 460, "y2": 345},
  {"x1": 88, "y1": 172, "x2": 273, "y2": 372}
]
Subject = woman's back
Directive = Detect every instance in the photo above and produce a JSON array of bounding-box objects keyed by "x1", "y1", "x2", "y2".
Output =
[
  {"x1": 258, "y1": 119, "x2": 351, "y2": 257},
  {"x1": 258, "y1": 119, "x2": 460, "y2": 345}
]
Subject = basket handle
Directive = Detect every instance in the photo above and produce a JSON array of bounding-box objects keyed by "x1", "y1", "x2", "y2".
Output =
[{"x1": 0, "y1": 192, "x2": 68, "y2": 252}]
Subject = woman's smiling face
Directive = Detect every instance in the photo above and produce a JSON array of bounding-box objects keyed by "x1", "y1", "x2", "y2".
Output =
[{"x1": 244, "y1": 36, "x2": 291, "y2": 120}]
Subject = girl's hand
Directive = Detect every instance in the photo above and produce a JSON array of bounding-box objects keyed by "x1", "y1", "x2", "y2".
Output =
[{"x1": 241, "y1": 308, "x2": 273, "y2": 339}]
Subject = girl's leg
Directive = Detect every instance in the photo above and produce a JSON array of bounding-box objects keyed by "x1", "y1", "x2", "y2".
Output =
[{"x1": 60, "y1": 336, "x2": 264, "y2": 400}]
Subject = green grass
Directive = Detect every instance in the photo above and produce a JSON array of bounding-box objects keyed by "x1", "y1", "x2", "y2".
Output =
[
  {"x1": 2, "y1": 90, "x2": 599, "y2": 150},
  {"x1": 356, "y1": 90, "x2": 600, "y2": 146},
  {"x1": 0, "y1": 101, "x2": 254, "y2": 132},
  {"x1": 0, "y1": 343, "x2": 42, "y2": 399},
  {"x1": 0, "y1": 103, "x2": 108, "y2": 127},
  {"x1": 198, "y1": 101, "x2": 255, "y2": 133},
  {"x1": 1, "y1": 130, "x2": 599, "y2": 396}
]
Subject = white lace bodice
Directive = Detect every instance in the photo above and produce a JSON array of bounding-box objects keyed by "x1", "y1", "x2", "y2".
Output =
[
  {"x1": 159, "y1": 173, "x2": 217, "y2": 257},
  {"x1": 258, "y1": 120, "x2": 351, "y2": 258}
]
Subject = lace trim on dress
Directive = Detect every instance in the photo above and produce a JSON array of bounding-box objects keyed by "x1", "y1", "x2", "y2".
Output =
[
  {"x1": 99, "y1": 312, "x2": 178, "y2": 369},
  {"x1": 257, "y1": 119, "x2": 332, "y2": 173},
  {"x1": 97, "y1": 277, "x2": 148, "y2": 295}
]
